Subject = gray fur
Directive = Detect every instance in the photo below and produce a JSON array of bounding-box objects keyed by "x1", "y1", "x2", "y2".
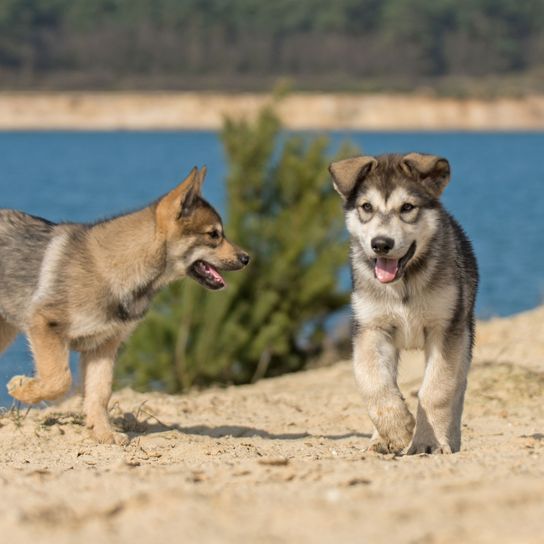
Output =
[
  {"x1": 0, "y1": 210, "x2": 56, "y2": 326},
  {"x1": 331, "y1": 153, "x2": 478, "y2": 454}
]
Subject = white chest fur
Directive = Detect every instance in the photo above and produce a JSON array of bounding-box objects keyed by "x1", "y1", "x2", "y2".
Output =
[{"x1": 352, "y1": 283, "x2": 457, "y2": 350}]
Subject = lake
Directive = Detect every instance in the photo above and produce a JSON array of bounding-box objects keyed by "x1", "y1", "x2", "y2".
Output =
[{"x1": 1, "y1": 131, "x2": 543, "y2": 406}]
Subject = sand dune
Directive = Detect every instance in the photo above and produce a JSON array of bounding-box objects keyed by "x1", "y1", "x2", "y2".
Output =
[
  {"x1": 1, "y1": 306, "x2": 543, "y2": 543},
  {"x1": 2, "y1": 92, "x2": 544, "y2": 130}
]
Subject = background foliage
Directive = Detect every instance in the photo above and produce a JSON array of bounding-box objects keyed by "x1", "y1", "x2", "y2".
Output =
[
  {"x1": 0, "y1": 0, "x2": 543, "y2": 92},
  {"x1": 116, "y1": 100, "x2": 354, "y2": 392}
]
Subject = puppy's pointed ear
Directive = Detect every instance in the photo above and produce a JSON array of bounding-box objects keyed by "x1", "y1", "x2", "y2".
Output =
[
  {"x1": 400, "y1": 153, "x2": 451, "y2": 198},
  {"x1": 329, "y1": 156, "x2": 377, "y2": 200},
  {"x1": 197, "y1": 165, "x2": 207, "y2": 187},
  {"x1": 180, "y1": 165, "x2": 206, "y2": 217},
  {"x1": 156, "y1": 166, "x2": 200, "y2": 228}
]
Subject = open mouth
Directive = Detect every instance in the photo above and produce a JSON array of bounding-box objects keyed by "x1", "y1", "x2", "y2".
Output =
[
  {"x1": 188, "y1": 260, "x2": 226, "y2": 290},
  {"x1": 374, "y1": 242, "x2": 416, "y2": 284}
]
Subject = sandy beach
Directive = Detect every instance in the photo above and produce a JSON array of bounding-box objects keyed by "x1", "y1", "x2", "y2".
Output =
[
  {"x1": 0, "y1": 306, "x2": 543, "y2": 543},
  {"x1": 2, "y1": 92, "x2": 544, "y2": 131}
]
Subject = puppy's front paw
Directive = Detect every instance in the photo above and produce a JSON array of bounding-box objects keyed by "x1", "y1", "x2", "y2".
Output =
[
  {"x1": 91, "y1": 426, "x2": 129, "y2": 446},
  {"x1": 7, "y1": 375, "x2": 43, "y2": 404},
  {"x1": 405, "y1": 440, "x2": 453, "y2": 455},
  {"x1": 366, "y1": 437, "x2": 400, "y2": 455},
  {"x1": 112, "y1": 432, "x2": 130, "y2": 446},
  {"x1": 368, "y1": 405, "x2": 415, "y2": 454},
  {"x1": 366, "y1": 432, "x2": 412, "y2": 455}
]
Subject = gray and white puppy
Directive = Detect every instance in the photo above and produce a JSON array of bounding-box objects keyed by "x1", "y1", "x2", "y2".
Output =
[{"x1": 330, "y1": 153, "x2": 478, "y2": 454}]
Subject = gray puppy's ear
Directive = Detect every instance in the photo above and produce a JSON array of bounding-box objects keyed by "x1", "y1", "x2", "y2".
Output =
[
  {"x1": 400, "y1": 153, "x2": 451, "y2": 198},
  {"x1": 328, "y1": 156, "x2": 378, "y2": 200}
]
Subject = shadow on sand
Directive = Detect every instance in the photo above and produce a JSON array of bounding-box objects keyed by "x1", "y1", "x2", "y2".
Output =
[{"x1": 114, "y1": 413, "x2": 370, "y2": 441}]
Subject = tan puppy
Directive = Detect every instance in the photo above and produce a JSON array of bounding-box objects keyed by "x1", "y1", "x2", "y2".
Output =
[{"x1": 1, "y1": 167, "x2": 249, "y2": 444}]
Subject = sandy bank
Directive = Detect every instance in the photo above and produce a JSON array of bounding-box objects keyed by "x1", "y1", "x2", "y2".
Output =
[
  {"x1": 2, "y1": 92, "x2": 544, "y2": 131},
  {"x1": 1, "y1": 306, "x2": 543, "y2": 543}
]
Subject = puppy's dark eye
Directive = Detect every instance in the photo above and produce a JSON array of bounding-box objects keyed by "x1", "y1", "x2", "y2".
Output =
[
  {"x1": 401, "y1": 203, "x2": 415, "y2": 213},
  {"x1": 361, "y1": 202, "x2": 373, "y2": 213},
  {"x1": 208, "y1": 229, "x2": 221, "y2": 240}
]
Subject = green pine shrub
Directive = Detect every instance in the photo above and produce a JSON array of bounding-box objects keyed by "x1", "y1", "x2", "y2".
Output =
[{"x1": 116, "y1": 101, "x2": 357, "y2": 392}]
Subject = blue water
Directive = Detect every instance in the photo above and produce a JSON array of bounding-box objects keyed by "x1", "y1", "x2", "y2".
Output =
[{"x1": 1, "y1": 131, "x2": 543, "y2": 406}]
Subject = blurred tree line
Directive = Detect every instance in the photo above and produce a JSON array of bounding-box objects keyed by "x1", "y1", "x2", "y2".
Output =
[
  {"x1": 116, "y1": 99, "x2": 355, "y2": 392},
  {"x1": 0, "y1": 0, "x2": 543, "y2": 92}
]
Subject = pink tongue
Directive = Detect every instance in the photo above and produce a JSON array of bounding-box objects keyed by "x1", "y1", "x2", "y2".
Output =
[
  {"x1": 375, "y1": 258, "x2": 399, "y2": 283},
  {"x1": 204, "y1": 263, "x2": 225, "y2": 285}
]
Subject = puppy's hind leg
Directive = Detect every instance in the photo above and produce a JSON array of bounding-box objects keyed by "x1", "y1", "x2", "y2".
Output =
[
  {"x1": 81, "y1": 336, "x2": 128, "y2": 445},
  {"x1": 0, "y1": 316, "x2": 18, "y2": 355},
  {"x1": 354, "y1": 328, "x2": 415, "y2": 454},
  {"x1": 7, "y1": 313, "x2": 71, "y2": 404}
]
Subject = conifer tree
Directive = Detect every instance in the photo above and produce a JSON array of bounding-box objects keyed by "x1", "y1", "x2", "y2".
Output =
[{"x1": 116, "y1": 102, "x2": 356, "y2": 392}]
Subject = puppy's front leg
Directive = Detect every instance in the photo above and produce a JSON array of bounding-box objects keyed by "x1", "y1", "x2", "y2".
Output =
[
  {"x1": 81, "y1": 336, "x2": 128, "y2": 445},
  {"x1": 353, "y1": 327, "x2": 414, "y2": 453},
  {"x1": 8, "y1": 313, "x2": 71, "y2": 404},
  {"x1": 407, "y1": 326, "x2": 472, "y2": 454}
]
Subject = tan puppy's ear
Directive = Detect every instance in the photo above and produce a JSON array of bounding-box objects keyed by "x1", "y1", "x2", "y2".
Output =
[
  {"x1": 328, "y1": 156, "x2": 377, "y2": 200},
  {"x1": 156, "y1": 166, "x2": 199, "y2": 229},
  {"x1": 197, "y1": 165, "x2": 207, "y2": 188},
  {"x1": 180, "y1": 165, "x2": 207, "y2": 218},
  {"x1": 400, "y1": 153, "x2": 451, "y2": 198}
]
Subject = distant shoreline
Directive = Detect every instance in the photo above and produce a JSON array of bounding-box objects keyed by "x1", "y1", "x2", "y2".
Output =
[{"x1": 2, "y1": 92, "x2": 544, "y2": 131}]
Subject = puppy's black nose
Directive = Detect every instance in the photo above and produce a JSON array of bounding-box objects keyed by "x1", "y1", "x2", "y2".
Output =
[
  {"x1": 371, "y1": 236, "x2": 395, "y2": 255},
  {"x1": 238, "y1": 252, "x2": 250, "y2": 266}
]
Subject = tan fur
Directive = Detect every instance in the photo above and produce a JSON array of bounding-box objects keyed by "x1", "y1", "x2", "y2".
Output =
[
  {"x1": 81, "y1": 335, "x2": 127, "y2": 445},
  {"x1": 3, "y1": 167, "x2": 249, "y2": 444},
  {"x1": 8, "y1": 313, "x2": 71, "y2": 403},
  {"x1": 156, "y1": 167, "x2": 200, "y2": 235}
]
